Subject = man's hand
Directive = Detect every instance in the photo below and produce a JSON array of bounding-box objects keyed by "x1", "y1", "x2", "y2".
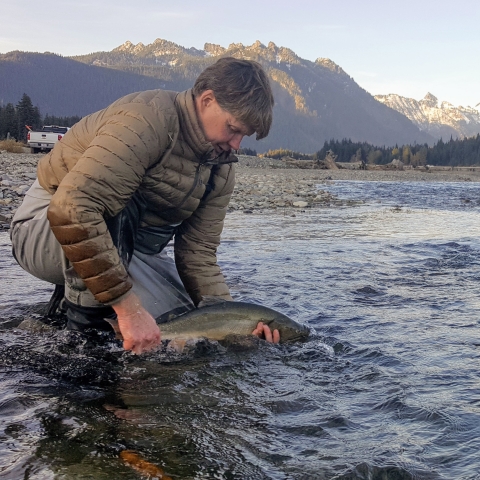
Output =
[
  {"x1": 252, "y1": 322, "x2": 280, "y2": 344},
  {"x1": 112, "y1": 292, "x2": 161, "y2": 354}
]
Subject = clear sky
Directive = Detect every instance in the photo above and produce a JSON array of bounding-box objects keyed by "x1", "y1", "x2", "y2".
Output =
[{"x1": 1, "y1": 0, "x2": 478, "y2": 108}]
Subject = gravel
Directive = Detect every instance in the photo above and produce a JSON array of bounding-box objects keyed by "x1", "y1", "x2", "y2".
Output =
[{"x1": 1, "y1": 151, "x2": 479, "y2": 229}]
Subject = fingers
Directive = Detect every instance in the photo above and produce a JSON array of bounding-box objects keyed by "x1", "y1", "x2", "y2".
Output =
[
  {"x1": 272, "y1": 329, "x2": 280, "y2": 344},
  {"x1": 251, "y1": 322, "x2": 281, "y2": 344},
  {"x1": 127, "y1": 339, "x2": 159, "y2": 355},
  {"x1": 116, "y1": 305, "x2": 162, "y2": 355},
  {"x1": 124, "y1": 328, "x2": 161, "y2": 355},
  {"x1": 263, "y1": 324, "x2": 273, "y2": 343},
  {"x1": 252, "y1": 321, "x2": 264, "y2": 337}
]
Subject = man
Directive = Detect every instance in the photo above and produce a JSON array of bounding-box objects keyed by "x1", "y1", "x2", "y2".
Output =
[{"x1": 10, "y1": 57, "x2": 279, "y2": 354}]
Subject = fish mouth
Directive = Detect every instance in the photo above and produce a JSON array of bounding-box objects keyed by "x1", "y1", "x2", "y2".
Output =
[
  {"x1": 269, "y1": 326, "x2": 310, "y2": 343},
  {"x1": 283, "y1": 332, "x2": 310, "y2": 343}
]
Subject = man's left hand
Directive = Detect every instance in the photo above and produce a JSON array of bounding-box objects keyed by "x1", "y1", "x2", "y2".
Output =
[{"x1": 252, "y1": 322, "x2": 280, "y2": 343}]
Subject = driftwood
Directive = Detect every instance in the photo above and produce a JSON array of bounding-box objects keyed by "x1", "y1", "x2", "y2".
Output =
[
  {"x1": 323, "y1": 150, "x2": 339, "y2": 170},
  {"x1": 283, "y1": 157, "x2": 319, "y2": 169},
  {"x1": 282, "y1": 150, "x2": 339, "y2": 170}
]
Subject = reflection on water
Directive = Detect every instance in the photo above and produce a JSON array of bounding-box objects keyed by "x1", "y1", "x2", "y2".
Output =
[{"x1": 1, "y1": 180, "x2": 480, "y2": 479}]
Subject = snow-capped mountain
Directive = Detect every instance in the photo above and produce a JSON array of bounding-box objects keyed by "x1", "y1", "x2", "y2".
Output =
[
  {"x1": 68, "y1": 38, "x2": 434, "y2": 150},
  {"x1": 375, "y1": 93, "x2": 480, "y2": 140}
]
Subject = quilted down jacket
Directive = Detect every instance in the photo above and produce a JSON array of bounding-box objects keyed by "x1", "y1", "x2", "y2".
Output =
[{"x1": 37, "y1": 89, "x2": 236, "y2": 305}]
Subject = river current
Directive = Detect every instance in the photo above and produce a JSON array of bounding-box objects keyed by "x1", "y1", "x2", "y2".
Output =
[{"x1": 1, "y1": 179, "x2": 480, "y2": 479}]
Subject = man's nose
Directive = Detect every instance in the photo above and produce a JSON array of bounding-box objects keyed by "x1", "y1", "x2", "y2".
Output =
[{"x1": 229, "y1": 134, "x2": 243, "y2": 150}]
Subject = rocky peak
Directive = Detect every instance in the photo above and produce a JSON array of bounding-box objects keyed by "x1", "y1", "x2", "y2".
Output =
[
  {"x1": 375, "y1": 93, "x2": 480, "y2": 140},
  {"x1": 251, "y1": 40, "x2": 266, "y2": 49},
  {"x1": 315, "y1": 58, "x2": 346, "y2": 75},
  {"x1": 227, "y1": 42, "x2": 245, "y2": 51},
  {"x1": 113, "y1": 40, "x2": 135, "y2": 52},
  {"x1": 133, "y1": 42, "x2": 145, "y2": 54},
  {"x1": 420, "y1": 92, "x2": 438, "y2": 108},
  {"x1": 204, "y1": 43, "x2": 226, "y2": 56},
  {"x1": 113, "y1": 38, "x2": 198, "y2": 57}
]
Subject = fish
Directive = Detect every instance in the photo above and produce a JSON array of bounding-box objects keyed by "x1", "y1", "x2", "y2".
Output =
[
  {"x1": 159, "y1": 301, "x2": 309, "y2": 343},
  {"x1": 17, "y1": 301, "x2": 310, "y2": 345}
]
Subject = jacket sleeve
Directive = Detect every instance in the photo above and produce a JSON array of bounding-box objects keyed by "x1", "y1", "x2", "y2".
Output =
[
  {"x1": 47, "y1": 102, "x2": 171, "y2": 304},
  {"x1": 174, "y1": 163, "x2": 235, "y2": 305}
]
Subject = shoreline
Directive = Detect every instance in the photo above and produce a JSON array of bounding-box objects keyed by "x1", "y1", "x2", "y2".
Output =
[
  {"x1": 235, "y1": 154, "x2": 480, "y2": 183},
  {"x1": 1, "y1": 152, "x2": 480, "y2": 228}
]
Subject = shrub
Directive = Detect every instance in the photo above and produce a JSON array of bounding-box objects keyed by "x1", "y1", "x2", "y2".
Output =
[{"x1": 0, "y1": 139, "x2": 26, "y2": 153}]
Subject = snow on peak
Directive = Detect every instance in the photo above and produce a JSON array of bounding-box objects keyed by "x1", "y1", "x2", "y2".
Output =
[{"x1": 375, "y1": 93, "x2": 480, "y2": 139}]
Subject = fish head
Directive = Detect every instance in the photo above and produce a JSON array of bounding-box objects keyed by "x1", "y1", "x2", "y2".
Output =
[{"x1": 263, "y1": 313, "x2": 310, "y2": 343}]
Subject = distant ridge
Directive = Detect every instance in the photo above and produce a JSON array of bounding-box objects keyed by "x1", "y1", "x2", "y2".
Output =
[
  {"x1": 1, "y1": 40, "x2": 435, "y2": 151},
  {"x1": 0, "y1": 51, "x2": 174, "y2": 117},
  {"x1": 375, "y1": 93, "x2": 480, "y2": 140}
]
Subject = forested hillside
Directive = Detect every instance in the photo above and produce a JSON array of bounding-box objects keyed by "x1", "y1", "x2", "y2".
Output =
[
  {"x1": 0, "y1": 40, "x2": 435, "y2": 151},
  {"x1": 0, "y1": 51, "x2": 174, "y2": 117}
]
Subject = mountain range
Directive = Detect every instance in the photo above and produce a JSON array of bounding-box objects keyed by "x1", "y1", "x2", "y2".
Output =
[
  {"x1": 375, "y1": 93, "x2": 480, "y2": 141},
  {"x1": 1, "y1": 39, "x2": 477, "y2": 151}
]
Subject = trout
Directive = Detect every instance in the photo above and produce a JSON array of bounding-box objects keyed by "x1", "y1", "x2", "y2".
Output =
[{"x1": 160, "y1": 301, "x2": 309, "y2": 343}]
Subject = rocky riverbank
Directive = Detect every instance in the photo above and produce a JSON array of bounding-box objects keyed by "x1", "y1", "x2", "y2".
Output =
[
  {"x1": 0, "y1": 153, "x2": 38, "y2": 229},
  {"x1": 1, "y1": 152, "x2": 480, "y2": 229}
]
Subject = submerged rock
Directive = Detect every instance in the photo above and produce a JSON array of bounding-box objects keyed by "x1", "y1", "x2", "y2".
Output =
[{"x1": 17, "y1": 317, "x2": 57, "y2": 334}]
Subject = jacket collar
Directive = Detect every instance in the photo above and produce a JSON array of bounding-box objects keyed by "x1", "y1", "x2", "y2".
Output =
[{"x1": 175, "y1": 89, "x2": 237, "y2": 165}]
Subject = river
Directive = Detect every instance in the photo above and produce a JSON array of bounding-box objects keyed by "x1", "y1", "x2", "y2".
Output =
[{"x1": 1, "y1": 179, "x2": 480, "y2": 479}]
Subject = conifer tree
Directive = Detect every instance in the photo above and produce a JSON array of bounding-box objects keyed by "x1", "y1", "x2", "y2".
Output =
[
  {"x1": 0, "y1": 103, "x2": 18, "y2": 140},
  {"x1": 16, "y1": 93, "x2": 41, "y2": 141}
]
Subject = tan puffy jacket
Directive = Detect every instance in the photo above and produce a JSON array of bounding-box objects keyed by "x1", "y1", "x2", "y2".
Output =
[{"x1": 37, "y1": 89, "x2": 236, "y2": 305}]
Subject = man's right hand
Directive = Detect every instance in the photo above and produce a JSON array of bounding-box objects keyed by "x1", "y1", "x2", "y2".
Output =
[{"x1": 112, "y1": 292, "x2": 161, "y2": 354}]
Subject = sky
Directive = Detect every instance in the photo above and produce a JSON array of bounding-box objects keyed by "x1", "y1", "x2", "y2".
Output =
[{"x1": 1, "y1": 0, "x2": 479, "y2": 108}]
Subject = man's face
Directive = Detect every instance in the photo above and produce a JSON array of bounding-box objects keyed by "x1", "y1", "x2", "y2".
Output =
[{"x1": 196, "y1": 90, "x2": 253, "y2": 154}]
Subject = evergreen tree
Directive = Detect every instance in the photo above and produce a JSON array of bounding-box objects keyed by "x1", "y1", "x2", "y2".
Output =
[
  {"x1": 0, "y1": 103, "x2": 18, "y2": 140},
  {"x1": 367, "y1": 149, "x2": 383, "y2": 164},
  {"x1": 412, "y1": 146, "x2": 428, "y2": 166},
  {"x1": 309, "y1": 135, "x2": 480, "y2": 168},
  {"x1": 238, "y1": 147, "x2": 257, "y2": 156},
  {"x1": 43, "y1": 114, "x2": 81, "y2": 128},
  {"x1": 16, "y1": 93, "x2": 41, "y2": 141}
]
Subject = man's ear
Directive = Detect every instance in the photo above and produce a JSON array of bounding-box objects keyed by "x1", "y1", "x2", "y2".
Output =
[{"x1": 197, "y1": 90, "x2": 216, "y2": 110}]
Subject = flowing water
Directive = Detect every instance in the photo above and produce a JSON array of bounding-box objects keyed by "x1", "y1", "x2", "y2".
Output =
[{"x1": 2, "y1": 180, "x2": 480, "y2": 479}]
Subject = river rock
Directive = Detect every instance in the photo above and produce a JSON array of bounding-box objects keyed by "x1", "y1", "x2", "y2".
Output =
[
  {"x1": 293, "y1": 201, "x2": 309, "y2": 208},
  {"x1": 2, "y1": 152, "x2": 475, "y2": 226}
]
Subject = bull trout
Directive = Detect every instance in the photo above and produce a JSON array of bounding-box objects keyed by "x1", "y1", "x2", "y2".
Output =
[{"x1": 159, "y1": 301, "x2": 309, "y2": 343}]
